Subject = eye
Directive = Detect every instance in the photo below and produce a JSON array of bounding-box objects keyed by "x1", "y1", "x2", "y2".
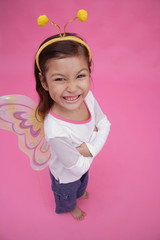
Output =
[
  {"x1": 55, "y1": 78, "x2": 65, "y2": 81},
  {"x1": 77, "y1": 74, "x2": 85, "y2": 79}
]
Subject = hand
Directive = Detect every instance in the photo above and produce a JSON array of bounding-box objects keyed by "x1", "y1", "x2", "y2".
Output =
[
  {"x1": 94, "y1": 125, "x2": 98, "y2": 132},
  {"x1": 76, "y1": 143, "x2": 93, "y2": 157},
  {"x1": 76, "y1": 126, "x2": 97, "y2": 157}
]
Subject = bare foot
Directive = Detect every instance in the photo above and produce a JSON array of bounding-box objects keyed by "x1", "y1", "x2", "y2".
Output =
[
  {"x1": 70, "y1": 206, "x2": 86, "y2": 220},
  {"x1": 79, "y1": 191, "x2": 89, "y2": 199}
]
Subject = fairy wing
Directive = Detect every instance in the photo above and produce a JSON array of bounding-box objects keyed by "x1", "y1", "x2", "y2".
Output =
[{"x1": 0, "y1": 95, "x2": 51, "y2": 170}]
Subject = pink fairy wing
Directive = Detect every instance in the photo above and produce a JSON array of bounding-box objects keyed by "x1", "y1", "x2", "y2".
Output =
[{"x1": 0, "y1": 95, "x2": 51, "y2": 170}]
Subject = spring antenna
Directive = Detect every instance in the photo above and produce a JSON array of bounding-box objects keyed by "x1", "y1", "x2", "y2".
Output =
[
  {"x1": 48, "y1": 19, "x2": 62, "y2": 37},
  {"x1": 63, "y1": 16, "x2": 78, "y2": 36}
]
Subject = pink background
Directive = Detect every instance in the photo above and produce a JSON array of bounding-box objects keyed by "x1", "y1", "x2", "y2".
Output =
[{"x1": 0, "y1": 0, "x2": 160, "y2": 239}]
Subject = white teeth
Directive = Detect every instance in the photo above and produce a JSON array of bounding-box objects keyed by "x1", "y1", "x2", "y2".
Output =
[{"x1": 64, "y1": 95, "x2": 79, "y2": 101}]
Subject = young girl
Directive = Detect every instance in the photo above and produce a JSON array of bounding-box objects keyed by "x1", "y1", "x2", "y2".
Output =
[{"x1": 34, "y1": 32, "x2": 111, "y2": 220}]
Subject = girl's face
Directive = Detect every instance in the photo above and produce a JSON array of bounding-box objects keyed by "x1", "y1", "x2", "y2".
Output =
[{"x1": 41, "y1": 55, "x2": 90, "y2": 114}]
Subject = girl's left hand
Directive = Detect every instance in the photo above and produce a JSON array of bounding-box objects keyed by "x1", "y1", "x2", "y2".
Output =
[{"x1": 76, "y1": 143, "x2": 93, "y2": 157}]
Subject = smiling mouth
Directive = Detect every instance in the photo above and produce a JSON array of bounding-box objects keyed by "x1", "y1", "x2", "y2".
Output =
[{"x1": 63, "y1": 95, "x2": 81, "y2": 103}]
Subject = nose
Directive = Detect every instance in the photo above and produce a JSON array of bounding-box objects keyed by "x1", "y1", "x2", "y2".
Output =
[{"x1": 66, "y1": 80, "x2": 78, "y2": 93}]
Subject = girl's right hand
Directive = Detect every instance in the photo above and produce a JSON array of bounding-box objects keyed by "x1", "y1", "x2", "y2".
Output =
[
  {"x1": 76, "y1": 126, "x2": 97, "y2": 157},
  {"x1": 94, "y1": 125, "x2": 98, "y2": 132}
]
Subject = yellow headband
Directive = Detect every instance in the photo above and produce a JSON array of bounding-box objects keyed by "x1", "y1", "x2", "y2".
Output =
[
  {"x1": 36, "y1": 36, "x2": 91, "y2": 72},
  {"x1": 36, "y1": 10, "x2": 91, "y2": 72}
]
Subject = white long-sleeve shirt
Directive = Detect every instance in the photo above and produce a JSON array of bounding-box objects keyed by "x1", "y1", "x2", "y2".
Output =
[{"x1": 44, "y1": 91, "x2": 111, "y2": 183}]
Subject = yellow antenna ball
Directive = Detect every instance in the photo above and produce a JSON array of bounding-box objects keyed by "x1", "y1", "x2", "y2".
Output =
[
  {"x1": 77, "y1": 9, "x2": 88, "y2": 22},
  {"x1": 37, "y1": 15, "x2": 48, "y2": 26}
]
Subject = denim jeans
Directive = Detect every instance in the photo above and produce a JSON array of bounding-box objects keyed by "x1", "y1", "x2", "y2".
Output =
[{"x1": 49, "y1": 171, "x2": 89, "y2": 213}]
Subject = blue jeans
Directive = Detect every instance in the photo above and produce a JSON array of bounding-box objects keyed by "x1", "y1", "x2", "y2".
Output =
[{"x1": 49, "y1": 171, "x2": 89, "y2": 213}]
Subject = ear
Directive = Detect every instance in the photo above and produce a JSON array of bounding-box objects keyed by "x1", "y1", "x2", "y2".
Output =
[{"x1": 39, "y1": 73, "x2": 48, "y2": 91}]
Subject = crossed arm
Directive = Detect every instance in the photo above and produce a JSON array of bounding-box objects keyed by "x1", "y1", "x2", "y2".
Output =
[
  {"x1": 48, "y1": 118, "x2": 110, "y2": 177},
  {"x1": 76, "y1": 126, "x2": 98, "y2": 157}
]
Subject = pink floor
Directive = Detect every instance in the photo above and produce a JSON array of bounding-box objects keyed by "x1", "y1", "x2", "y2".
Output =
[{"x1": 1, "y1": 0, "x2": 160, "y2": 239}]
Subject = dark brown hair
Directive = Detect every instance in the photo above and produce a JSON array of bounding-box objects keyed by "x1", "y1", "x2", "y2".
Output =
[{"x1": 34, "y1": 33, "x2": 92, "y2": 120}]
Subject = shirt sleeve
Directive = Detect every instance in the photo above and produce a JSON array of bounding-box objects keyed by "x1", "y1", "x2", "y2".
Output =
[
  {"x1": 85, "y1": 97, "x2": 111, "y2": 157},
  {"x1": 49, "y1": 137, "x2": 93, "y2": 178}
]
